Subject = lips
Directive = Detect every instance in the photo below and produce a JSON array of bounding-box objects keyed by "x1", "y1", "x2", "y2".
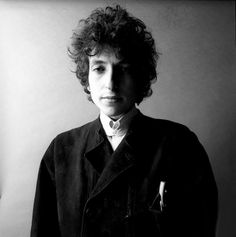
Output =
[{"x1": 101, "y1": 95, "x2": 122, "y2": 102}]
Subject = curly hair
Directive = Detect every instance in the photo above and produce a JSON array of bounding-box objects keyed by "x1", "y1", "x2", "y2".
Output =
[{"x1": 68, "y1": 5, "x2": 159, "y2": 104}]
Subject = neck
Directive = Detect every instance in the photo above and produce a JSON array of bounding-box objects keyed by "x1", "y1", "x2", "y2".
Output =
[{"x1": 109, "y1": 106, "x2": 136, "y2": 121}]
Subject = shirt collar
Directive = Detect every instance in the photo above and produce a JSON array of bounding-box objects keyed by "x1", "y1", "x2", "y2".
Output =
[{"x1": 100, "y1": 107, "x2": 139, "y2": 137}]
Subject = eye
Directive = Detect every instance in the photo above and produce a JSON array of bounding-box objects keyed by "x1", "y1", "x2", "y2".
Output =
[
  {"x1": 117, "y1": 64, "x2": 131, "y2": 74},
  {"x1": 92, "y1": 65, "x2": 105, "y2": 74}
]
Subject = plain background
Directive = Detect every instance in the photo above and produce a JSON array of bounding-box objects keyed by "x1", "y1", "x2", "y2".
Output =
[{"x1": 0, "y1": 0, "x2": 235, "y2": 236}]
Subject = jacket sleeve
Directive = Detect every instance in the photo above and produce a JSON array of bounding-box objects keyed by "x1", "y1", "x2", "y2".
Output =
[
  {"x1": 162, "y1": 128, "x2": 218, "y2": 237},
  {"x1": 30, "y1": 139, "x2": 61, "y2": 237}
]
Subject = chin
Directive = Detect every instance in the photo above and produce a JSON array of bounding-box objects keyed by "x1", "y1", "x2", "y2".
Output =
[{"x1": 103, "y1": 109, "x2": 124, "y2": 119}]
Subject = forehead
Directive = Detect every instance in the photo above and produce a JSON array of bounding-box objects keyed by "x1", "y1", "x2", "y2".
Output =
[{"x1": 89, "y1": 47, "x2": 123, "y2": 65}]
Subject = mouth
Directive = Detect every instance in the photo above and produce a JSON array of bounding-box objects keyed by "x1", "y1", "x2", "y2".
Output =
[{"x1": 101, "y1": 96, "x2": 122, "y2": 103}]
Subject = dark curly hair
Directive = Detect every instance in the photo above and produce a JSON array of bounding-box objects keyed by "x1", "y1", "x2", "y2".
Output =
[{"x1": 68, "y1": 5, "x2": 159, "y2": 104}]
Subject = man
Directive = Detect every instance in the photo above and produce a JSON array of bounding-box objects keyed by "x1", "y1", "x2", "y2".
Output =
[{"x1": 31, "y1": 5, "x2": 218, "y2": 237}]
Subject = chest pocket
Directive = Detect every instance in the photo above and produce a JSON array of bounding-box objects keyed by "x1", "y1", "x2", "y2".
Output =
[{"x1": 122, "y1": 181, "x2": 167, "y2": 237}]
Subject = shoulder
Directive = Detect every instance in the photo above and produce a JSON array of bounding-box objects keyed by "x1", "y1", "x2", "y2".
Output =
[
  {"x1": 41, "y1": 117, "x2": 100, "y2": 163},
  {"x1": 139, "y1": 113, "x2": 195, "y2": 138},
  {"x1": 50, "y1": 117, "x2": 100, "y2": 147},
  {"x1": 131, "y1": 113, "x2": 204, "y2": 158},
  {"x1": 141, "y1": 115, "x2": 211, "y2": 174}
]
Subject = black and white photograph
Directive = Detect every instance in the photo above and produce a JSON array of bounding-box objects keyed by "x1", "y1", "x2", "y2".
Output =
[{"x1": 0, "y1": 1, "x2": 235, "y2": 237}]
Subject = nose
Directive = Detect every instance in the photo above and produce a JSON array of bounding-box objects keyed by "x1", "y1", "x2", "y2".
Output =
[{"x1": 104, "y1": 66, "x2": 118, "y2": 91}]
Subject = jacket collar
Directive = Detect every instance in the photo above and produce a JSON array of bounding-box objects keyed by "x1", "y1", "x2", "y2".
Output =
[
  {"x1": 83, "y1": 116, "x2": 105, "y2": 154},
  {"x1": 84, "y1": 109, "x2": 143, "y2": 155}
]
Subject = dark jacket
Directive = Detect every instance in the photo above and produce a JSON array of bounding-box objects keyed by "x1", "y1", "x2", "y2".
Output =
[{"x1": 31, "y1": 112, "x2": 218, "y2": 237}]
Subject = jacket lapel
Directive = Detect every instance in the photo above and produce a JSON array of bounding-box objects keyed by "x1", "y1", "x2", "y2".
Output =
[
  {"x1": 84, "y1": 116, "x2": 139, "y2": 200},
  {"x1": 89, "y1": 139, "x2": 136, "y2": 199},
  {"x1": 83, "y1": 117, "x2": 105, "y2": 157}
]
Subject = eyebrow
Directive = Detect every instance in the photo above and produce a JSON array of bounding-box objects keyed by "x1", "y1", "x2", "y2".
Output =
[
  {"x1": 90, "y1": 60, "x2": 107, "y2": 65},
  {"x1": 89, "y1": 58, "x2": 130, "y2": 67}
]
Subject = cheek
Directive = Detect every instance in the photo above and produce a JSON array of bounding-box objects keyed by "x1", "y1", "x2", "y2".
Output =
[
  {"x1": 88, "y1": 76, "x2": 95, "y2": 92},
  {"x1": 88, "y1": 80, "x2": 99, "y2": 100},
  {"x1": 123, "y1": 79, "x2": 137, "y2": 95}
]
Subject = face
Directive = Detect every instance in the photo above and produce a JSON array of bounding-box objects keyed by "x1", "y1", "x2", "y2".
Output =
[{"x1": 88, "y1": 48, "x2": 137, "y2": 120}]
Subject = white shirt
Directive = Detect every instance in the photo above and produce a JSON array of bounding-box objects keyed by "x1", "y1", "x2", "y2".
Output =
[{"x1": 100, "y1": 107, "x2": 139, "y2": 151}]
